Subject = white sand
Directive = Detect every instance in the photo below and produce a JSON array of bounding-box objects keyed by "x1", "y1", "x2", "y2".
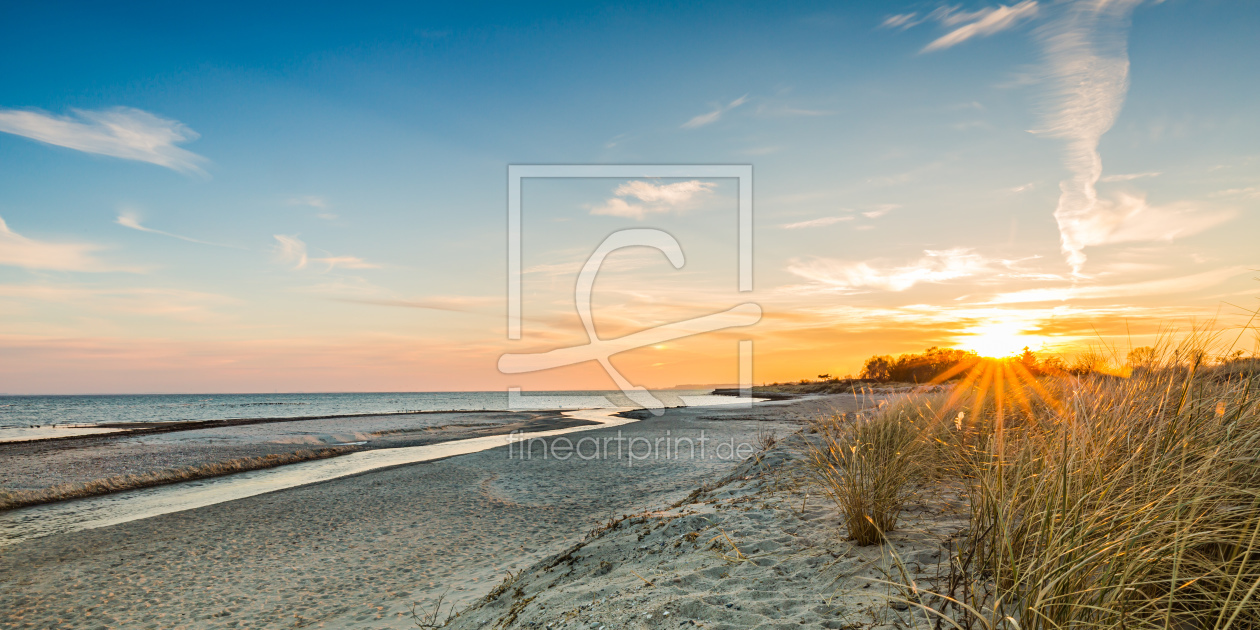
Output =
[{"x1": 445, "y1": 433, "x2": 967, "y2": 630}]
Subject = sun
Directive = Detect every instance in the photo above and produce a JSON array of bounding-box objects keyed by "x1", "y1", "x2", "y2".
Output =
[{"x1": 958, "y1": 322, "x2": 1046, "y2": 358}]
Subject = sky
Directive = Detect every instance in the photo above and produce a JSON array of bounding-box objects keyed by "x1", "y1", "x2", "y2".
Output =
[{"x1": 0, "y1": 0, "x2": 1257, "y2": 394}]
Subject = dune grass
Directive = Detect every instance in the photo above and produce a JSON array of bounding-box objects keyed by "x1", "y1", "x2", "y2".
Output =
[
  {"x1": 809, "y1": 342, "x2": 1260, "y2": 628},
  {"x1": 0, "y1": 446, "x2": 355, "y2": 511},
  {"x1": 807, "y1": 402, "x2": 937, "y2": 545}
]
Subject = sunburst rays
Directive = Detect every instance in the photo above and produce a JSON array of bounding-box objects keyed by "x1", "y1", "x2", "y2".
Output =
[{"x1": 929, "y1": 355, "x2": 1065, "y2": 435}]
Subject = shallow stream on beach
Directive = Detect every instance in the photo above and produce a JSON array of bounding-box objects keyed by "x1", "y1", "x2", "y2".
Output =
[{"x1": 0, "y1": 408, "x2": 639, "y2": 546}]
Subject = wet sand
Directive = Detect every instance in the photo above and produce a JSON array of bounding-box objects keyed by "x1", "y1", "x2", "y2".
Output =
[
  {"x1": 0, "y1": 411, "x2": 578, "y2": 492},
  {"x1": 0, "y1": 409, "x2": 636, "y2": 545},
  {"x1": 0, "y1": 427, "x2": 127, "y2": 443},
  {"x1": 0, "y1": 395, "x2": 871, "y2": 629}
]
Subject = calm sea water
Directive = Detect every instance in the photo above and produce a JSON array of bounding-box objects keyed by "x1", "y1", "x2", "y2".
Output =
[{"x1": 0, "y1": 390, "x2": 741, "y2": 429}]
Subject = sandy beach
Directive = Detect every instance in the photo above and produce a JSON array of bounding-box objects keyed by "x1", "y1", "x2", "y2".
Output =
[
  {"x1": 446, "y1": 432, "x2": 965, "y2": 630},
  {"x1": 0, "y1": 395, "x2": 892, "y2": 629}
]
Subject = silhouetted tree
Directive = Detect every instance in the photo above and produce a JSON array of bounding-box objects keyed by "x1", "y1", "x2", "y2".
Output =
[
  {"x1": 860, "y1": 347, "x2": 979, "y2": 383},
  {"x1": 860, "y1": 355, "x2": 894, "y2": 381}
]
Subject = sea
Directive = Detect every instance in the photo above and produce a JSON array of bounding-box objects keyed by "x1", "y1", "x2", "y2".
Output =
[{"x1": 0, "y1": 390, "x2": 746, "y2": 430}]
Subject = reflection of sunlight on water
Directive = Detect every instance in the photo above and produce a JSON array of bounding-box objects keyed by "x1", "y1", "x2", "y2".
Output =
[{"x1": 0, "y1": 409, "x2": 638, "y2": 547}]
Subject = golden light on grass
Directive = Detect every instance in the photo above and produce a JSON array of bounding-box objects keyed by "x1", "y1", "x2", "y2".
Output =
[{"x1": 807, "y1": 335, "x2": 1260, "y2": 628}]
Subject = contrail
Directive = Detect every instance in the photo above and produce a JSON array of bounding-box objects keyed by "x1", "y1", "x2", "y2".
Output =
[
  {"x1": 117, "y1": 212, "x2": 246, "y2": 249},
  {"x1": 1038, "y1": 0, "x2": 1143, "y2": 274}
]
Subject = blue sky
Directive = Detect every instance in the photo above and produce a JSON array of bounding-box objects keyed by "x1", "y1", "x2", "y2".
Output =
[{"x1": 1, "y1": 1, "x2": 1257, "y2": 393}]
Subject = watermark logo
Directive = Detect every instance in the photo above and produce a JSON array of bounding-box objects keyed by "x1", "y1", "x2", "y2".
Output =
[
  {"x1": 499, "y1": 165, "x2": 758, "y2": 413},
  {"x1": 505, "y1": 430, "x2": 758, "y2": 466}
]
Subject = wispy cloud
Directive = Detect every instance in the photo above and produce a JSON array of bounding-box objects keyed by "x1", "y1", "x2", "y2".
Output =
[
  {"x1": 604, "y1": 132, "x2": 633, "y2": 149},
  {"x1": 589, "y1": 180, "x2": 718, "y2": 220},
  {"x1": 271, "y1": 235, "x2": 379, "y2": 272},
  {"x1": 1054, "y1": 192, "x2": 1233, "y2": 250},
  {"x1": 287, "y1": 196, "x2": 328, "y2": 209},
  {"x1": 786, "y1": 248, "x2": 991, "y2": 293},
  {"x1": 1211, "y1": 186, "x2": 1260, "y2": 200},
  {"x1": 0, "y1": 215, "x2": 129, "y2": 272},
  {"x1": 753, "y1": 104, "x2": 836, "y2": 118},
  {"x1": 888, "y1": 2, "x2": 1039, "y2": 54},
  {"x1": 1100, "y1": 171, "x2": 1160, "y2": 182},
  {"x1": 922, "y1": 2, "x2": 1040, "y2": 52},
  {"x1": 681, "y1": 95, "x2": 748, "y2": 129},
  {"x1": 881, "y1": 13, "x2": 924, "y2": 30},
  {"x1": 287, "y1": 196, "x2": 338, "y2": 219},
  {"x1": 863, "y1": 204, "x2": 899, "y2": 219},
  {"x1": 0, "y1": 107, "x2": 208, "y2": 176},
  {"x1": 116, "y1": 212, "x2": 243, "y2": 249},
  {"x1": 1037, "y1": 0, "x2": 1144, "y2": 273},
  {"x1": 904, "y1": 0, "x2": 1236, "y2": 274},
  {"x1": 988, "y1": 266, "x2": 1247, "y2": 304},
  {"x1": 315, "y1": 256, "x2": 380, "y2": 270},
  {"x1": 781, "y1": 216, "x2": 853, "y2": 230},
  {"x1": 273, "y1": 235, "x2": 309, "y2": 269}
]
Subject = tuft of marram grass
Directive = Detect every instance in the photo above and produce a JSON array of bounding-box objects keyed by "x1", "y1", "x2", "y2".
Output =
[
  {"x1": 807, "y1": 405, "x2": 940, "y2": 545},
  {"x1": 755, "y1": 427, "x2": 779, "y2": 452},
  {"x1": 0, "y1": 446, "x2": 355, "y2": 511}
]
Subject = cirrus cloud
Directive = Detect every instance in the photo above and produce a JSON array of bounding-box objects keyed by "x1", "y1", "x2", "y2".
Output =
[
  {"x1": 116, "y1": 212, "x2": 244, "y2": 249},
  {"x1": 1052, "y1": 193, "x2": 1234, "y2": 251},
  {"x1": 987, "y1": 266, "x2": 1248, "y2": 304},
  {"x1": 0, "y1": 215, "x2": 133, "y2": 273},
  {"x1": 589, "y1": 180, "x2": 718, "y2": 220},
  {"x1": 786, "y1": 248, "x2": 992, "y2": 293},
  {"x1": 886, "y1": 2, "x2": 1040, "y2": 52},
  {"x1": 681, "y1": 95, "x2": 749, "y2": 129},
  {"x1": 0, "y1": 107, "x2": 209, "y2": 176},
  {"x1": 922, "y1": 1, "x2": 1040, "y2": 52},
  {"x1": 271, "y1": 235, "x2": 380, "y2": 272},
  {"x1": 781, "y1": 216, "x2": 854, "y2": 230}
]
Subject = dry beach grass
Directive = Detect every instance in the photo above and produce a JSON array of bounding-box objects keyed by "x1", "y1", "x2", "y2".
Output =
[{"x1": 805, "y1": 342, "x2": 1260, "y2": 629}]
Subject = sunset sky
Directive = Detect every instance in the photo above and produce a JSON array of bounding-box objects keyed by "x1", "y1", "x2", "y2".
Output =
[{"x1": 1, "y1": 1, "x2": 1257, "y2": 394}]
